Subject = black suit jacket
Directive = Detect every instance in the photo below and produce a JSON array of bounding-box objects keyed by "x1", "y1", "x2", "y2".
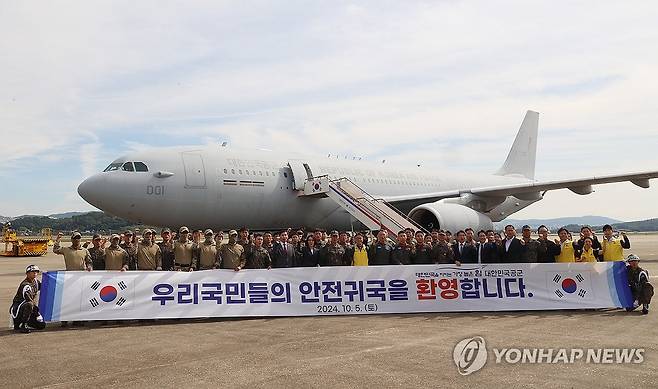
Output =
[
  {"x1": 498, "y1": 238, "x2": 526, "y2": 263},
  {"x1": 271, "y1": 241, "x2": 297, "y2": 268},
  {"x1": 452, "y1": 242, "x2": 477, "y2": 263},
  {"x1": 299, "y1": 246, "x2": 320, "y2": 267},
  {"x1": 477, "y1": 242, "x2": 501, "y2": 263}
]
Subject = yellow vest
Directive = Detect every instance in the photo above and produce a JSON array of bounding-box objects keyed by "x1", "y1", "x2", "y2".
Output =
[
  {"x1": 602, "y1": 237, "x2": 624, "y2": 261},
  {"x1": 556, "y1": 240, "x2": 576, "y2": 263},
  {"x1": 353, "y1": 246, "x2": 368, "y2": 266},
  {"x1": 579, "y1": 248, "x2": 597, "y2": 262}
]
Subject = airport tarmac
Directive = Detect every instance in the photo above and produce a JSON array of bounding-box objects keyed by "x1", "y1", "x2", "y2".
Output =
[{"x1": 1, "y1": 234, "x2": 657, "y2": 388}]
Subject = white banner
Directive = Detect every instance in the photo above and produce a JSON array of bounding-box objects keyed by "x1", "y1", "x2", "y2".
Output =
[{"x1": 38, "y1": 262, "x2": 634, "y2": 322}]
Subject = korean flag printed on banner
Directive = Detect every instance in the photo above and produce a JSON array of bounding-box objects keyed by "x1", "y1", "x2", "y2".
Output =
[
  {"x1": 547, "y1": 271, "x2": 593, "y2": 300},
  {"x1": 81, "y1": 279, "x2": 135, "y2": 311}
]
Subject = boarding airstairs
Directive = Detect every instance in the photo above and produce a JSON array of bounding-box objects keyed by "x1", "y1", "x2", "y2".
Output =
[{"x1": 300, "y1": 175, "x2": 426, "y2": 238}]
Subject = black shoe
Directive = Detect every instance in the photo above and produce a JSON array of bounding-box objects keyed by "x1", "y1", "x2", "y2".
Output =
[
  {"x1": 15, "y1": 324, "x2": 31, "y2": 334},
  {"x1": 642, "y1": 304, "x2": 649, "y2": 315}
]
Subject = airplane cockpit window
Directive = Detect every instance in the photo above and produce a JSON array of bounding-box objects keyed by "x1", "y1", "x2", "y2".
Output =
[
  {"x1": 122, "y1": 162, "x2": 135, "y2": 172},
  {"x1": 134, "y1": 162, "x2": 148, "y2": 172},
  {"x1": 103, "y1": 163, "x2": 122, "y2": 172}
]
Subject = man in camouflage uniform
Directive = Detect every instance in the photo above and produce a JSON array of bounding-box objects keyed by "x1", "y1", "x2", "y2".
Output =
[
  {"x1": 104, "y1": 234, "x2": 129, "y2": 271},
  {"x1": 120, "y1": 230, "x2": 138, "y2": 270},
  {"x1": 10, "y1": 264, "x2": 46, "y2": 333},
  {"x1": 320, "y1": 230, "x2": 347, "y2": 266},
  {"x1": 174, "y1": 226, "x2": 197, "y2": 271},
  {"x1": 519, "y1": 225, "x2": 547, "y2": 263},
  {"x1": 431, "y1": 230, "x2": 455, "y2": 264},
  {"x1": 158, "y1": 228, "x2": 175, "y2": 271},
  {"x1": 391, "y1": 230, "x2": 415, "y2": 265},
  {"x1": 368, "y1": 229, "x2": 392, "y2": 265},
  {"x1": 220, "y1": 230, "x2": 244, "y2": 271},
  {"x1": 84, "y1": 234, "x2": 106, "y2": 270},
  {"x1": 239, "y1": 234, "x2": 271, "y2": 269},
  {"x1": 198, "y1": 229, "x2": 221, "y2": 270},
  {"x1": 136, "y1": 229, "x2": 162, "y2": 270},
  {"x1": 238, "y1": 227, "x2": 253, "y2": 259},
  {"x1": 626, "y1": 254, "x2": 652, "y2": 315},
  {"x1": 53, "y1": 232, "x2": 92, "y2": 271}
]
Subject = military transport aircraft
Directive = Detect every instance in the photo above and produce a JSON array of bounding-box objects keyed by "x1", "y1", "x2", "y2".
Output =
[{"x1": 78, "y1": 111, "x2": 658, "y2": 235}]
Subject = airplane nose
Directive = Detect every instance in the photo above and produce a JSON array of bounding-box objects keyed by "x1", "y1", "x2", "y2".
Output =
[{"x1": 78, "y1": 174, "x2": 104, "y2": 207}]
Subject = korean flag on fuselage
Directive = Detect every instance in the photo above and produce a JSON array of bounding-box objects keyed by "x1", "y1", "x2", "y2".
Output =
[{"x1": 81, "y1": 278, "x2": 135, "y2": 311}]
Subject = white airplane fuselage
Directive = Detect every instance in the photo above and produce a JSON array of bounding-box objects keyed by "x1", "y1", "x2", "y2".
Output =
[{"x1": 78, "y1": 146, "x2": 529, "y2": 231}]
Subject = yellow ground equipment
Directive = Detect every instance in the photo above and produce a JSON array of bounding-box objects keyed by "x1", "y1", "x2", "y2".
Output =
[{"x1": 1, "y1": 224, "x2": 49, "y2": 257}]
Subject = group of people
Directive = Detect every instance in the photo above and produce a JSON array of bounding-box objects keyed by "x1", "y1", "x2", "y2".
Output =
[
  {"x1": 9, "y1": 222, "x2": 652, "y2": 333},
  {"x1": 51, "y1": 223, "x2": 634, "y2": 272}
]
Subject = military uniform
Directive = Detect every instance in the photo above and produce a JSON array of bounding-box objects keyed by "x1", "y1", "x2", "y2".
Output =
[
  {"x1": 242, "y1": 246, "x2": 271, "y2": 269},
  {"x1": 137, "y1": 242, "x2": 162, "y2": 270},
  {"x1": 53, "y1": 243, "x2": 92, "y2": 270},
  {"x1": 627, "y1": 259, "x2": 652, "y2": 314},
  {"x1": 368, "y1": 242, "x2": 392, "y2": 265},
  {"x1": 104, "y1": 245, "x2": 129, "y2": 270},
  {"x1": 198, "y1": 241, "x2": 220, "y2": 270},
  {"x1": 320, "y1": 243, "x2": 347, "y2": 266},
  {"x1": 10, "y1": 268, "x2": 46, "y2": 332},
  {"x1": 413, "y1": 243, "x2": 433, "y2": 264},
  {"x1": 220, "y1": 242, "x2": 244, "y2": 269},
  {"x1": 431, "y1": 243, "x2": 454, "y2": 264},
  {"x1": 120, "y1": 242, "x2": 138, "y2": 270},
  {"x1": 158, "y1": 240, "x2": 175, "y2": 270},
  {"x1": 174, "y1": 240, "x2": 197, "y2": 270},
  {"x1": 87, "y1": 246, "x2": 106, "y2": 270},
  {"x1": 520, "y1": 239, "x2": 546, "y2": 263},
  {"x1": 391, "y1": 243, "x2": 415, "y2": 265}
]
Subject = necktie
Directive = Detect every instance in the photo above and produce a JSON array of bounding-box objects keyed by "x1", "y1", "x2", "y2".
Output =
[{"x1": 459, "y1": 244, "x2": 463, "y2": 255}]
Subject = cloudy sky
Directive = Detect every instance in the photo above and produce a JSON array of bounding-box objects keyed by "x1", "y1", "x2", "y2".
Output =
[{"x1": 2, "y1": 1, "x2": 658, "y2": 221}]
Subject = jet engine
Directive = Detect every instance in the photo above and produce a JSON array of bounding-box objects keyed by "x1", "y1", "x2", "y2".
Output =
[{"x1": 408, "y1": 203, "x2": 494, "y2": 232}]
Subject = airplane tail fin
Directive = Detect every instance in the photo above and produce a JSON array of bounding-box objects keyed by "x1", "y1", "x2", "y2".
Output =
[{"x1": 495, "y1": 110, "x2": 539, "y2": 180}]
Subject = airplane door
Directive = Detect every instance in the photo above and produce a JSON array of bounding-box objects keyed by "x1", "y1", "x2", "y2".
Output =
[
  {"x1": 287, "y1": 160, "x2": 314, "y2": 190},
  {"x1": 182, "y1": 152, "x2": 207, "y2": 188}
]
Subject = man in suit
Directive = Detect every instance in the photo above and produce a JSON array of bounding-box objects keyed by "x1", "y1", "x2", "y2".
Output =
[
  {"x1": 452, "y1": 230, "x2": 477, "y2": 264},
  {"x1": 499, "y1": 225, "x2": 526, "y2": 263},
  {"x1": 271, "y1": 230, "x2": 297, "y2": 268}
]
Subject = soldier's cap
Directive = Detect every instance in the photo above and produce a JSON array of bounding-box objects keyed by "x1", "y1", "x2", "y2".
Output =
[
  {"x1": 330, "y1": 230, "x2": 339, "y2": 236},
  {"x1": 92, "y1": 234, "x2": 101, "y2": 240},
  {"x1": 71, "y1": 232, "x2": 82, "y2": 239},
  {"x1": 228, "y1": 229, "x2": 238, "y2": 236},
  {"x1": 522, "y1": 225, "x2": 532, "y2": 231},
  {"x1": 143, "y1": 229, "x2": 153, "y2": 235},
  {"x1": 179, "y1": 226, "x2": 190, "y2": 233},
  {"x1": 25, "y1": 264, "x2": 40, "y2": 273},
  {"x1": 124, "y1": 230, "x2": 133, "y2": 236},
  {"x1": 626, "y1": 254, "x2": 640, "y2": 262},
  {"x1": 110, "y1": 234, "x2": 120, "y2": 240},
  {"x1": 204, "y1": 229, "x2": 214, "y2": 236},
  {"x1": 161, "y1": 228, "x2": 171, "y2": 234}
]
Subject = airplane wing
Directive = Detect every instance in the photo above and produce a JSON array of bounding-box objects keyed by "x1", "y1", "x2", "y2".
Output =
[{"x1": 383, "y1": 170, "x2": 658, "y2": 210}]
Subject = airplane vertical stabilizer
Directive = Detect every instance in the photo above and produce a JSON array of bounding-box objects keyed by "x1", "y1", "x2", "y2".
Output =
[{"x1": 495, "y1": 110, "x2": 539, "y2": 180}]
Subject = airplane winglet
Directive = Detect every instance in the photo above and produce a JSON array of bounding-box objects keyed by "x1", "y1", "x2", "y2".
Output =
[{"x1": 495, "y1": 110, "x2": 539, "y2": 180}]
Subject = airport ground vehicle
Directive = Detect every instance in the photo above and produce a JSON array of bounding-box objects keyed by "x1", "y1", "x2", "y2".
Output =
[{"x1": 1, "y1": 223, "x2": 49, "y2": 257}]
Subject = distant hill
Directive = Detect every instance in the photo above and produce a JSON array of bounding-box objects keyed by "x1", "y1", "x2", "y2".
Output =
[
  {"x1": 9, "y1": 211, "x2": 156, "y2": 234},
  {"x1": 47, "y1": 211, "x2": 89, "y2": 219},
  {"x1": 496, "y1": 216, "x2": 622, "y2": 230},
  {"x1": 0, "y1": 215, "x2": 12, "y2": 223}
]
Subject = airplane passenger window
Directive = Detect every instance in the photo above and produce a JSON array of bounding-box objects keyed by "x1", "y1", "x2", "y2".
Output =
[
  {"x1": 134, "y1": 162, "x2": 148, "y2": 172},
  {"x1": 122, "y1": 162, "x2": 135, "y2": 172},
  {"x1": 252, "y1": 170, "x2": 256, "y2": 175},
  {"x1": 103, "y1": 163, "x2": 122, "y2": 172},
  {"x1": 239, "y1": 170, "x2": 243, "y2": 174}
]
